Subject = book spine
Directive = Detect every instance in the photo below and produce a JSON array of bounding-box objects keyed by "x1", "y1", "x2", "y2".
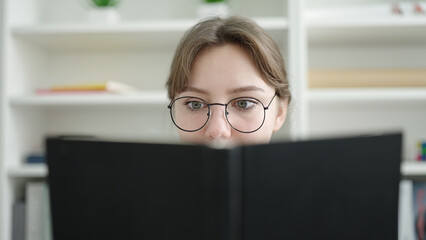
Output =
[
  {"x1": 25, "y1": 182, "x2": 51, "y2": 240},
  {"x1": 309, "y1": 69, "x2": 426, "y2": 88},
  {"x1": 26, "y1": 154, "x2": 46, "y2": 164},
  {"x1": 201, "y1": 147, "x2": 243, "y2": 240},
  {"x1": 399, "y1": 180, "x2": 414, "y2": 240},
  {"x1": 44, "y1": 185, "x2": 52, "y2": 240},
  {"x1": 201, "y1": 148, "x2": 220, "y2": 240},
  {"x1": 225, "y1": 148, "x2": 243, "y2": 240},
  {"x1": 35, "y1": 81, "x2": 136, "y2": 94},
  {"x1": 35, "y1": 89, "x2": 108, "y2": 94},
  {"x1": 12, "y1": 201, "x2": 26, "y2": 240}
]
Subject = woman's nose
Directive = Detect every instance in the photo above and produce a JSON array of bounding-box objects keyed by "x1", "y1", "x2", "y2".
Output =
[{"x1": 204, "y1": 106, "x2": 231, "y2": 139}]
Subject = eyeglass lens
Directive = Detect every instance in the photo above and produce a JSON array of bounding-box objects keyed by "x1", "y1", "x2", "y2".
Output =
[{"x1": 170, "y1": 97, "x2": 266, "y2": 133}]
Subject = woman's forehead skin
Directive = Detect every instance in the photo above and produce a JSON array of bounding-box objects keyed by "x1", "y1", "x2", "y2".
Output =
[{"x1": 186, "y1": 44, "x2": 274, "y2": 99}]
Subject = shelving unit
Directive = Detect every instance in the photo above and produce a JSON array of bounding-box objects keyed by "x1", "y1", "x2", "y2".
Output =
[
  {"x1": 1, "y1": 0, "x2": 426, "y2": 240},
  {"x1": 305, "y1": 0, "x2": 426, "y2": 163},
  {"x1": 0, "y1": 1, "x2": 300, "y2": 240},
  {"x1": 11, "y1": 17, "x2": 288, "y2": 50}
]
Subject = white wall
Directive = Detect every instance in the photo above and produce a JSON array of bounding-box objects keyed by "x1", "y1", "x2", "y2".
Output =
[
  {"x1": 0, "y1": 0, "x2": 4, "y2": 154},
  {"x1": 0, "y1": 0, "x2": 5, "y2": 238}
]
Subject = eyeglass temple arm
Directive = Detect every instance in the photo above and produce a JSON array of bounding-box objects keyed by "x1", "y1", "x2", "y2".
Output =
[{"x1": 264, "y1": 94, "x2": 277, "y2": 110}]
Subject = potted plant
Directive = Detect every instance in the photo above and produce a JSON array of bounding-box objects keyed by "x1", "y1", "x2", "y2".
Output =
[
  {"x1": 88, "y1": 0, "x2": 121, "y2": 24},
  {"x1": 197, "y1": 0, "x2": 230, "y2": 18}
]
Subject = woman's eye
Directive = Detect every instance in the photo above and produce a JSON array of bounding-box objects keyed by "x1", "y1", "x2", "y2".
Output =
[
  {"x1": 236, "y1": 100, "x2": 255, "y2": 109},
  {"x1": 186, "y1": 101, "x2": 204, "y2": 110}
]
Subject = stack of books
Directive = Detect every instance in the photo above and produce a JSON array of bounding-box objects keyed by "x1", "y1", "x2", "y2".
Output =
[
  {"x1": 35, "y1": 81, "x2": 136, "y2": 94},
  {"x1": 309, "y1": 69, "x2": 426, "y2": 88},
  {"x1": 418, "y1": 141, "x2": 426, "y2": 161}
]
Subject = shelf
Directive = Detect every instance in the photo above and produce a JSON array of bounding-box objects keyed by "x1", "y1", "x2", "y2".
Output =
[
  {"x1": 401, "y1": 162, "x2": 426, "y2": 177},
  {"x1": 308, "y1": 88, "x2": 426, "y2": 105},
  {"x1": 7, "y1": 165, "x2": 47, "y2": 178},
  {"x1": 11, "y1": 20, "x2": 194, "y2": 50},
  {"x1": 307, "y1": 15, "x2": 426, "y2": 46},
  {"x1": 9, "y1": 91, "x2": 169, "y2": 107},
  {"x1": 11, "y1": 17, "x2": 288, "y2": 50},
  {"x1": 7, "y1": 161, "x2": 421, "y2": 178}
]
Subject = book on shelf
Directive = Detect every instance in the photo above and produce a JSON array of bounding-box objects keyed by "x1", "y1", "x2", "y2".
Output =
[
  {"x1": 46, "y1": 133, "x2": 401, "y2": 239},
  {"x1": 399, "y1": 180, "x2": 415, "y2": 240},
  {"x1": 26, "y1": 154, "x2": 46, "y2": 164},
  {"x1": 417, "y1": 141, "x2": 426, "y2": 161},
  {"x1": 25, "y1": 182, "x2": 52, "y2": 240},
  {"x1": 412, "y1": 181, "x2": 426, "y2": 240},
  {"x1": 35, "y1": 81, "x2": 136, "y2": 94},
  {"x1": 309, "y1": 69, "x2": 426, "y2": 88},
  {"x1": 12, "y1": 201, "x2": 26, "y2": 240}
]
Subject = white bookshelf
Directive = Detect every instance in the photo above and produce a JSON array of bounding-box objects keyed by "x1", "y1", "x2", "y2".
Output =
[
  {"x1": 1, "y1": 0, "x2": 426, "y2": 240},
  {"x1": 0, "y1": 1, "x2": 300, "y2": 239},
  {"x1": 305, "y1": 0, "x2": 426, "y2": 164}
]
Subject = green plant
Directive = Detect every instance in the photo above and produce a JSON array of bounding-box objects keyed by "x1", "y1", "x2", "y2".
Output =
[
  {"x1": 204, "y1": 0, "x2": 226, "y2": 3},
  {"x1": 92, "y1": 0, "x2": 120, "y2": 7}
]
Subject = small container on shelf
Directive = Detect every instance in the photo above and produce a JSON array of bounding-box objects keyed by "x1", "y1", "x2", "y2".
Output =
[
  {"x1": 197, "y1": 0, "x2": 230, "y2": 18},
  {"x1": 87, "y1": 0, "x2": 121, "y2": 24},
  {"x1": 418, "y1": 141, "x2": 426, "y2": 161}
]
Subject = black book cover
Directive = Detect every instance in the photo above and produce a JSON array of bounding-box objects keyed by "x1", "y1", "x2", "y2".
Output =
[{"x1": 46, "y1": 133, "x2": 401, "y2": 240}]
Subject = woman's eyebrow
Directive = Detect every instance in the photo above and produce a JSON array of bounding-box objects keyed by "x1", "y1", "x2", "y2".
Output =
[
  {"x1": 181, "y1": 86, "x2": 208, "y2": 94},
  {"x1": 228, "y1": 86, "x2": 265, "y2": 94},
  {"x1": 183, "y1": 86, "x2": 265, "y2": 94}
]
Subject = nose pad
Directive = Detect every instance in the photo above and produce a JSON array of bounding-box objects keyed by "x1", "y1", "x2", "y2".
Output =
[
  {"x1": 204, "y1": 106, "x2": 231, "y2": 139},
  {"x1": 210, "y1": 110, "x2": 229, "y2": 117},
  {"x1": 208, "y1": 106, "x2": 228, "y2": 121},
  {"x1": 206, "y1": 106, "x2": 227, "y2": 118}
]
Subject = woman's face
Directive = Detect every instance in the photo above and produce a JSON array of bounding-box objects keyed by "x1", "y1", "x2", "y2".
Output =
[{"x1": 174, "y1": 43, "x2": 287, "y2": 146}]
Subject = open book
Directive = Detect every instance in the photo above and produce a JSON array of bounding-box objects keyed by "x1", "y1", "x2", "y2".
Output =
[{"x1": 46, "y1": 133, "x2": 401, "y2": 240}]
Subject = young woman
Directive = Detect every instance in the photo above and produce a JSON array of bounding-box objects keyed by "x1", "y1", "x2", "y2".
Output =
[{"x1": 166, "y1": 16, "x2": 291, "y2": 146}]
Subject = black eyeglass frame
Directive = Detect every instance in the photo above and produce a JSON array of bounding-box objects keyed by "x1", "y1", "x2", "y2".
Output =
[{"x1": 167, "y1": 94, "x2": 277, "y2": 134}]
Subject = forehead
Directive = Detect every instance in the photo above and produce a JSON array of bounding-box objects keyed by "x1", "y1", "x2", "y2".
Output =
[{"x1": 187, "y1": 43, "x2": 273, "y2": 94}]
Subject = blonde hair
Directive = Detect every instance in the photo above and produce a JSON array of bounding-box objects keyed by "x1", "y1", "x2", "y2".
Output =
[{"x1": 166, "y1": 16, "x2": 291, "y2": 103}]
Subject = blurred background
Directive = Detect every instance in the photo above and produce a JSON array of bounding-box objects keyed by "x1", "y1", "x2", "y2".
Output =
[{"x1": 0, "y1": 0, "x2": 426, "y2": 240}]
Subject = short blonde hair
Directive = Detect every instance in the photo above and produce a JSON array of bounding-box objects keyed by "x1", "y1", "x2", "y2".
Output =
[{"x1": 166, "y1": 16, "x2": 291, "y2": 103}]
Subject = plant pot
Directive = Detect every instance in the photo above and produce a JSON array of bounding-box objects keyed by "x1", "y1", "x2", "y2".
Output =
[
  {"x1": 197, "y1": 2, "x2": 230, "y2": 18},
  {"x1": 88, "y1": 7, "x2": 120, "y2": 24}
]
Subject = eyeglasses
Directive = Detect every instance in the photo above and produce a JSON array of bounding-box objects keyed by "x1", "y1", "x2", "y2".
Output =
[{"x1": 167, "y1": 94, "x2": 276, "y2": 133}]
